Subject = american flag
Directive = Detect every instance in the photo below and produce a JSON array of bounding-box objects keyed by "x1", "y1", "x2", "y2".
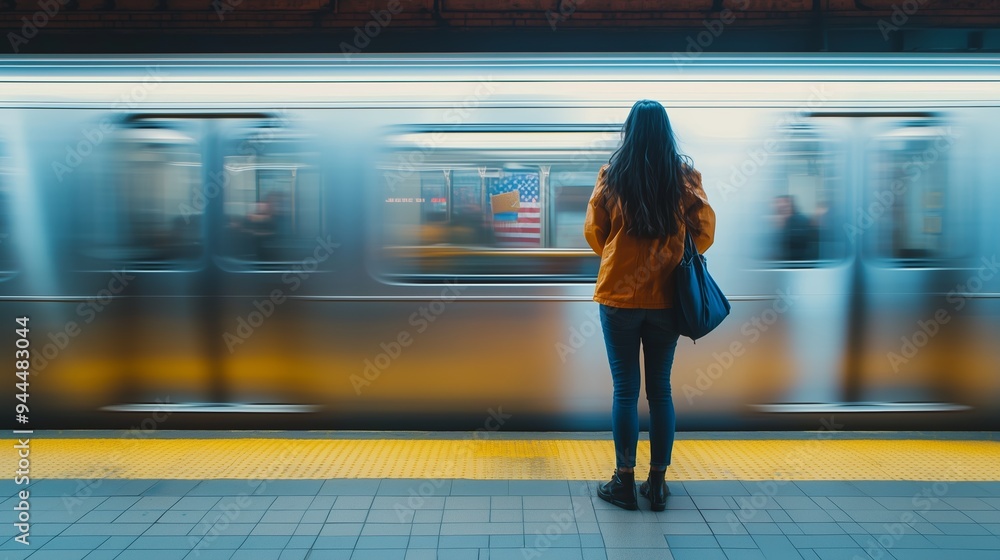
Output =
[{"x1": 488, "y1": 172, "x2": 541, "y2": 247}]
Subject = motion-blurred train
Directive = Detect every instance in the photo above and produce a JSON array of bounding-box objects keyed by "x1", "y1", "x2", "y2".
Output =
[{"x1": 1, "y1": 54, "x2": 998, "y2": 431}]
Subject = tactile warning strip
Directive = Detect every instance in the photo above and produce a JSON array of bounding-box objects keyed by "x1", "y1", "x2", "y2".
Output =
[{"x1": 10, "y1": 439, "x2": 1000, "y2": 481}]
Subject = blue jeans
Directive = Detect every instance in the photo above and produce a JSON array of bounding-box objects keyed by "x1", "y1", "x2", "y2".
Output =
[{"x1": 599, "y1": 304, "x2": 680, "y2": 470}]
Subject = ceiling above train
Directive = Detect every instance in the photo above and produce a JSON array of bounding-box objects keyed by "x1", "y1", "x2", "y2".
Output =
[{"x1": 1, "y1": 0, "x2": 998, "y2": 54}]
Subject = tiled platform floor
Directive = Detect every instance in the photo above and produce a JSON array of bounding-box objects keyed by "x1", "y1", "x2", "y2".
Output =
[{"x1": 4, "y1": 477, "x2": 1000, "y2": 560}]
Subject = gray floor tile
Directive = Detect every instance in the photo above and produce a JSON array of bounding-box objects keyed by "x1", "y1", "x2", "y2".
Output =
[
  {"x1": 943, "y1": 497, "x2": 994, "y2": 510},
  {"x1": 439, "y1": 535, "x2": 489, "y2": 548},
  {"x1": 319, "y1": 523, "x2": 365, "y2": 537},
  {"x1": 663, "y1": 496, "x2": 698, "y2": 510},
  {"x1": 692, "y1": 496, "x2": 732, "y2": 510},
  {"x1": 301, "y1": 510, "x2": 328, "y2": 524},
  {"x1": 684, "y1": 481, "x2": 751, "y2": 496},
  {"x1": 351, "y1": 549, "x2": 407, "y2": 560},
  {"x1": 787, "y1": 534, "x2": 859, "y2": 548},
  {"x1": 270, "y1": 496, "x2": 315, "y2": 510},
  {"x1": 662, "y1": 523, "x2": 713, "y2": 535},
  {"x1": 260, "y1": 510, "x2": 305, "y2": 524},
  {"x1": 37, "y1": 535, "x2": 108, "y2": 549},
  {"x1": 95, "y1": 497, "x2": 141, "y2": 511},
  {"x1": 742, "y1": 481, "x2": 805, "y2": 496},
  {"x1": 489, "y1": 549, "x2": 582, "y2": 560},
  {"x1": 604, "y1": 550, "x2": 667, "y2": 560},
  {"x1": 312, "y1": 535, "x2": 359, "y2": 548},
  {"x1": 449, "y1": 480, "x2": 509, "y2": 496},
  {"x1": 508, "y1": 480, "x2": 571, "y2": 496},
  {"x1": 292, "y1": 524, "x2": 322, "y2": 538},
  {"x1": 924, "y1": 534, "x2": 1000, "y2": 549},
  {"x1": 77, "y1": 510, "x2": 121, "y2": 523},
  {"x1": 115, "y1": 549, "x2": 188, "y2": 559},
  {"x1": 795, "y1": 522, "x2": 845, "y2": 535},
  {"x1": 829, "y1": 497, "x2": 884, "y2": 510},
  {"x1": 443, "y1": 522, "x2": 521, "y2": 535},
  {"x1": 723, "y1": 550, "x2": 768, "y2": 560},
  {"x1": 360, "y1": 523, "x2": 411, "y2": 536},
  {"x1": 443, "y1": 509, "x2": 489, "y2": 523},
  {"x1": 403, "y1": 551, "x2": 438, "y2": 560},
  {"x1": 250, "y1": 523, "x2": 298, "y2": 536},
  {"x1": 850, "y1": 481, "x2": 929, "y2": 497},
  {"x1": 408, "y1": 535, "x2": 439, "y2": 548},
  {"x1": 240, "y1": 535, "x2": 291, "y2": 549},
  {"x1": 744, "y1": 523, "x2": 784, "y2": 535},
  {"x1": 251, "y1": 480, "x2": 324, "y2": 496},
  {"x1": 671, "y1": 549, "x2": 727, "y2": 560},
  {"x1": 377, "y1": 479, "x2": 451, "y2": 497},
  {"x1": 490, "y1": 509, "x2": 522, "y2": 523},
  {"x1": 29, "y1": 523, "x2": 71, "y2": 536},
  {"x1": 326, "y1": 510, "x2": 368, "y2": 523},
  {"x1": 665, "y1": 535, "x2": 720, "y2": 548},
  {"x1": 158, "y1": 510, "x2": 204, "y2": 524},
  {"x1": 309, "y1": 496, "x2": 338, "y2": 510},
  {"x1": 318, "y1": 479, "x2": 380, "y2": 496},
  {"x1": 917, "y1": 510, "x2": 976, "y2": 523},
  {"x1": 491, "y1": 496, "x2": 522, "y2": 509},
  {"x1": 582, "y1": 549, "x2": 609, "y2": 560},
  {"x1": 715, "y1": 535, "x2": 758, "y2": 548},
  {"x1": 143, "y1": 523, "x2": 197, "y2": 536},
  {"x1": 812, "y1": 548, "x2": 873, "y2": 560},
  {"x1": 62, "y1": 523, "x2": 151, "y2": 536},
  {"x1": 887, "y1": 550, "x2": 1000, "y2": 560},
  {"x1": 231, "y1": 551, "x2": 280, "y2": 560},
  {"x1": 367, "y1": 509, "x2": 415, "y2": 523},
  {"x1": 130, "y1": 497, "x2": 181, "y2": 510},
  {"x1": 846, "y1": 510, "x2": 911, "y2": 523},
  {"x1": 966, "y1": 510, "x2": 1000, "y2": 523},
  {"x1": 599, "y1": 522, "x2": 670, "y2": 548},
  {"x1": 171, "y1": 497, "x2": 222, "y2": 511},
  {"x1": 185, "y1": 481, "x2": 261, "y2": 496},
  {"x1": 787, "y1": 510, "x2": 835, "y2": 523},
  {"x1": 355, "y1": 535, "x2": 409, "y2": 549}
]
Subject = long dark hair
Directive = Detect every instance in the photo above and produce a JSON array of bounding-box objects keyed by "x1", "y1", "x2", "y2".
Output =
[{"x1": 602, "y1": 99, "x2": 694, "y2": 238}]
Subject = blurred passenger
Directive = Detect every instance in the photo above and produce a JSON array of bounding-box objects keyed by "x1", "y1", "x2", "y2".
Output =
[
  {"x1": 584, "y1": 99, "x2": 716, "y2": 511},
  {"x1": 244, "y1": 190, "x2": 290, "y2": 259},
  {"x1": 772, "y1": 194, "x2": 817, "y2": 261},
  {"x1": 812, "y1": 199, "x2": 834, "y2": 260}
]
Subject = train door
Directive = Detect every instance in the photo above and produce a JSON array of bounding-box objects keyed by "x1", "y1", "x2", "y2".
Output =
[
  {"x1": 211, "y1": 117, "x2": 329, "y2": 412},
  {"x1": 848, "y1": 117, "x2": 971, "y2": 409},
  {"x1": 758, "y1": 115, "x2": 970, "y2": 413},
  {"x1": 72, "y1": 118, "x2": 211, "y2": 408}
]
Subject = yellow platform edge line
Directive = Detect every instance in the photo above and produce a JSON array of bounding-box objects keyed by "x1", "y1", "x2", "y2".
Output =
[{"x1": 8, "y1": 439, "x2": 1000, "y2": 481}]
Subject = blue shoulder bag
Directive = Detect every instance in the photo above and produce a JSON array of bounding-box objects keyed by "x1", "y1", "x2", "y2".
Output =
[{"x1": 674, "y1": 230, "x2": 730, "y2": 341}]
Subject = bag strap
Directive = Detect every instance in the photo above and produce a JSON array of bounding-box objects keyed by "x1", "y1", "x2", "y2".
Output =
[{"x1": 684, "y1": 228, "x2": 697, "y2": 257}]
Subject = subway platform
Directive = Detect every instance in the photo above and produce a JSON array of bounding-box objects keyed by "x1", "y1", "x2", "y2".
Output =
[{"x1": 3, "y1": 431, "x2": 1000, "y2": 560}]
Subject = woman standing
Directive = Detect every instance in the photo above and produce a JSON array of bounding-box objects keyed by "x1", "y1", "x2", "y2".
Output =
[{"x1": 584, "y1": 99, "x2": 716, "y2": 511}]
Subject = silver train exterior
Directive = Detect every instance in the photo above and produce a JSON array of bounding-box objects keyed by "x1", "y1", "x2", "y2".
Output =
[{"x1": 1, "y1": 54, "x2": 998, "y2": 430}]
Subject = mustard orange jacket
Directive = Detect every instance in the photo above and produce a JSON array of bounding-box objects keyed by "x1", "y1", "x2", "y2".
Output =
[{"x1": 584, "y1": 165, "x2": 716, "y2": 309}]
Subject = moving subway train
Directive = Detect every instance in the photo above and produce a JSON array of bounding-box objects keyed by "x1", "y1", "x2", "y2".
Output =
[{"x1": 1, "y1": 54, "x2": 999, "y2": 430}]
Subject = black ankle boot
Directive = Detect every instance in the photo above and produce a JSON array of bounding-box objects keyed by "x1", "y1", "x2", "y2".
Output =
[
  {"x1": 597, "y1": 469, "x2": 638, "y2": 510},
  {"x1": 639, "y1": 469, "x2": 669, "y2": 511}
]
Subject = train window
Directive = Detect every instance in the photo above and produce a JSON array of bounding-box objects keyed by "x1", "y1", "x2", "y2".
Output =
[
  {"x1": 221, "y1": 126, "x2": 322, "y2": 264},
  {"x1": 868, "y1": 124, "x2": 956, "y2": 263},
  {"x1": 550, "y1": 166, "x2": 602, "y2": 249},
  {"x1": 377, "y1": 130, "x2": 616, "y2": 281},
  {"x1": 761, "y1": 130, "x2": 847, "y2": 267},
  {"x1": 0, "y1": 143, "x2": 14, "y2": 273},
  {"x1": 79, "y1": 125, "x2": 203, "y2": 265}
]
